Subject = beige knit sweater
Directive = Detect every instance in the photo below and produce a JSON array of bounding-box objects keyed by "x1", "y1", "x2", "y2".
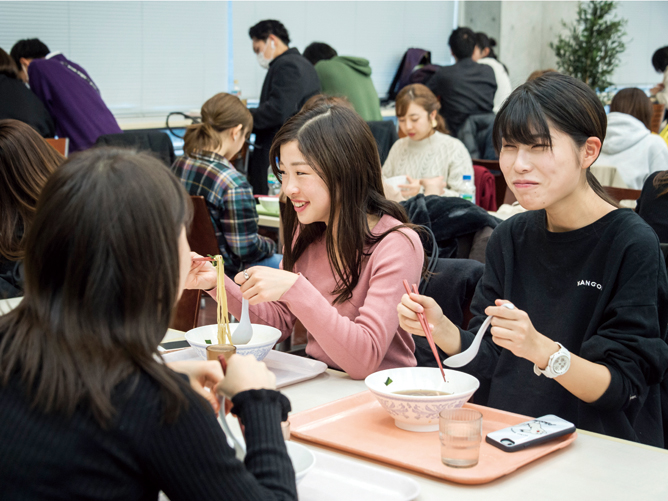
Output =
[{"x1": 382, "y1": 131, "x2": 474, "y2": 200}]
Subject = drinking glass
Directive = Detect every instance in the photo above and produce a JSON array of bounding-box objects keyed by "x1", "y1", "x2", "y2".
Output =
[
  {"x1": 206, "y1": 344, "x2": 236, "y2": 362},
  {"x1": 439, "y1": 408, "x2": 483, "y2": 468}
]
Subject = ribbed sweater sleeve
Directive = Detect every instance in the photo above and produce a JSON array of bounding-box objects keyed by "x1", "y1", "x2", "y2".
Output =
[{"x1": 146, "y1": 387, "x2": 296, "y2": 501}]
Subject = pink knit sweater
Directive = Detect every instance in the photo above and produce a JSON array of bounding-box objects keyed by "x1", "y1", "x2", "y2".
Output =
[{"x1": 211, "y1": 215, "x2": 423, "y2": 380}]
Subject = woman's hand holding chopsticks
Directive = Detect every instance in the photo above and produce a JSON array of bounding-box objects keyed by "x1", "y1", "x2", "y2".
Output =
[
  {"x1": 397, "y1": 291, "x2": 462, "y2": 357},
  {"x1": 185, "y1": 252, "x2": 218, "y2": 291}
]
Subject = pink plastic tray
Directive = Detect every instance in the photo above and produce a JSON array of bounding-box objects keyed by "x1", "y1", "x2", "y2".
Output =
[{"x1": 290, "y1": 391, "x2": 577, "y2": 484}]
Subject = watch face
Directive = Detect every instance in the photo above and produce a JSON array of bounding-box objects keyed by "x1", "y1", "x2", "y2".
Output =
[{"x1": 552, "y1": 355, "x2": 570, "y2": 375}]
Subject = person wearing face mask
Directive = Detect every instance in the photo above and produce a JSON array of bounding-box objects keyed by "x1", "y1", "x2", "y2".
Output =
[
  {"x1": 9, "y1": 38, "x2": 121, "y2": 152},
  {"x1": 382, "y1": 84, "x2": 473, "y2": 202},
  {"x1": 247, "y1": 20, "x2": 320, "y2": 195}
]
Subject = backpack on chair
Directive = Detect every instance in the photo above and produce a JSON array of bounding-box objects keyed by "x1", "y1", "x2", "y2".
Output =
[{"x1": 385, "y1": 48, "x2": 441, "y2": 102}]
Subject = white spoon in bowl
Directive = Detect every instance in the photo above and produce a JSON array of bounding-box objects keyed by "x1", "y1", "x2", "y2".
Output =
[
  {"x1": 231, "y1": 298, "x2": 253, "y2": 345},
  {"x1": 443, "y1": 303, "x2": 515, "y2": 368}
]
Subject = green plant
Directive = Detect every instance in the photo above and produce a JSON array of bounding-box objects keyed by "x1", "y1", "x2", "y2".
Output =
[{"x1": 550, "y1": 1, "x2": 627, "y2": 93}]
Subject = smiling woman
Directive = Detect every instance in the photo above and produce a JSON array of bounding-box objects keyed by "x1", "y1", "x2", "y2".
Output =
[
  {"x1": 187, "y1": 101, "x2": 425, "y2": 380},
  {"x1": 398, "y1": 73, "x2": 668, "y2": 448}
]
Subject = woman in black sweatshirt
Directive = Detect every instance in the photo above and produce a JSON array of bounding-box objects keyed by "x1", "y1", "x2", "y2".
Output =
[
  {"x1": 0, "y1": 148, "x2": 296, "y2": 499},
  {"x1": 399, "y1": 73, "x2": 668, "y2": 448}
]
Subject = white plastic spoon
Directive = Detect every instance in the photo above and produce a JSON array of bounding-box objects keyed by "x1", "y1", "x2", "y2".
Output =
[
  {"x1": 232, "y1": 298, "x2": 253, "y2": 345},
  {"x1": 217, "y1": 400, "x2": 246, "y2": 461},
  {"x1": 443, "y1": 302, "x2": 515, "y2": 368}
]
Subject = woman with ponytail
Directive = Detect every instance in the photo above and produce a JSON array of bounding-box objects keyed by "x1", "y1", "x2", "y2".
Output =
[
  {"x1": 173, "y1": 93, "x2": 280, "y2": 276},
  {"x1": 382, "y1": 84, "x2": 473, "y2": 201},
  {"x1": 398, "y1": 73, "x2": 668, "y2": 447}
]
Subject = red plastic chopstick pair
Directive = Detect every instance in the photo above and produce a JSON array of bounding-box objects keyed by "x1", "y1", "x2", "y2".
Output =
[{"x1": 402, "y1": 280, "x2": 446, "y2": 382}]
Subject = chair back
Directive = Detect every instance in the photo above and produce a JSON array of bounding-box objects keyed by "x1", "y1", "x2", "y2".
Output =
[
  {"x1": 45, "y1": 138, "x2": 69, "y2": 157},
  {"x1": 651, "y1": 104, "x2": 666, "y2": 134},
  {"x1": 367, "y1": 120, "x2": 398, "y2": 165},
  {"x1": 472, "y1": 165, "x2": 497, "y2": 211},
  {"x1": 603, "y1": 186, "x2": 641, "y2": 204},
  {"x1": 471, "y1": 159, "x2": 516, "y2": 208},
  {"x1": 95, "y1": 131, "x2": 175, "y2": 166},
  {"x1": 169, "y1": 196, "x2": 220, "y2": 332}
]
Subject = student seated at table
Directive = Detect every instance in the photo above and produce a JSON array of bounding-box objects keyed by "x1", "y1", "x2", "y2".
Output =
[
  {"x1": 303, "y1": 42, "x2": 382, "y2": 122},
  {"x1": 187, "y1": 102, "x2": 424, "y2": 380},
  {"x1": 637, "y1": 170, "x2": 668, "y2": 243},
  {"x1": 593, "y1": 88, "x2": 668, "y2": 189},
  {"x1": 472, "y1": 33, "x2": 512, "y2": 114},
  {"x1": 0, "y1": 148, "x2": 296, "y2": 500},
  {"x1": 382, "y1": 84, "x2": 473, "y2": 202},
  {"x1": 398, "y1": 73, "x2": 668, "y2": 447},
  {"x1": 650, "y1": 46, "x2": 668, "y2": 106},
  {"x1": 172, "y1": 93, "x2": 280, "y2": 276},
  {"x1": 0, "y1": 48, "x2": 54, "y2": 138},
  {"x1": 0, "y1": 119, "x2": 64, "y2": 299}
]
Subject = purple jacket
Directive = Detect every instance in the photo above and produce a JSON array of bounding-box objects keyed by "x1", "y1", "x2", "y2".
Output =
[{"x1": 28, "y1": 54, "x2": 121, "y2": 152}]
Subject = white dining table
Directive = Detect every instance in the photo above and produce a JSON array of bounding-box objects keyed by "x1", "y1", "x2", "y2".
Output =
[{"x1": 233, "y1": 368, "x2": 668, "y2": 501}]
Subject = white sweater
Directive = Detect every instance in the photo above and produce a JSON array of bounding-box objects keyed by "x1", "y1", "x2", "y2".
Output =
[
  {"x1": 593, "y1": 112, "x2": 668, "y2": 189},
  {"x1": 382, "y1": 131, "x2": 473, "y2": 198},
  {"x1": 478, "y1": 57, "x2": 513, "y2": 113}
]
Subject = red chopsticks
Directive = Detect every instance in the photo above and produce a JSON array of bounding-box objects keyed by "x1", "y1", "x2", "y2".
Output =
[{"x1": 402, "y1": 280, "x2": 446, "y2": 382}]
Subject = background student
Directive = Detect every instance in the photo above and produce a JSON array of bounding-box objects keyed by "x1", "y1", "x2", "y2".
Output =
[
  {"x1": 399, "y1": 73, "x2": 668, "y2": 447},
  {"x1": 172, "y1": 93, "x2": 280, "y2": 276},
  {"x1": 187, "y1": 102, "x2": 424, "y2": 380},
  {"x1": 0, "y1": 147, "x2": 296, "y2": 500},
  {"x1": 247, "y1": 20, "x2": 320, "y2": 195},
  {"x1": 10, "y1": 38, "x2": 122, "y2": 152},
  {"x1": 637, "y1": 170, "x2": 668, "y2": 243},
  {"x1": 427, "y1": 27, "x2": 496, "y2": 135},
  {"x1": 472, "y1": 32, "x2": 512, "y2": 114},
  {"x1": 303, "y1": 42, "x2": 382, "y2": 122},
  {"x1": 650, "y1": 46, "x2": 668, "y2": 106},
  {"x1": 593, "y1": 87, "x2": 668, "y2": 189},
  {"x1": 0, "y1": 119, "x2": 64, "y2": 299},
  {"x1": 382, "y1": 83, "x2": 473, "y2": 201},
  {"x1": 0, "y1": 48, "x2": 54, "y2": 138}
]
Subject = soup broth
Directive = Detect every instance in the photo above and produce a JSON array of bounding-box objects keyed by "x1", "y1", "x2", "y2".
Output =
[{"x1": 393, "y1": 389, "x2": 452, "y2": 397}]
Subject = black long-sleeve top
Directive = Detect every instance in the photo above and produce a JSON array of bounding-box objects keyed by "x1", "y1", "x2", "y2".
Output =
[
  {"x1": 637, "y1": 171, "x2": 668, "y2": 243},
  {"x1": 0, "y1": 370, "x2": 296, "y2": 500},
  {"x1": 457, "y1": 209, "x2": 668, "y2": 447},
  {"x1": 0, "y1": 74, "x2": 55, "y2": 138}
]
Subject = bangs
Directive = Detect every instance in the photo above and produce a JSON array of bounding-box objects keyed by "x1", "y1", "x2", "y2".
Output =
[{"x1": 493, "y1": 88, "x2": 553, "y2": 151}]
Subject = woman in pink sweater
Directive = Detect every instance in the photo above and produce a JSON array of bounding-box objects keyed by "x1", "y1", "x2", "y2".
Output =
[{"x1": 186, "y1": 101, "x2": 424, "y2": 379}]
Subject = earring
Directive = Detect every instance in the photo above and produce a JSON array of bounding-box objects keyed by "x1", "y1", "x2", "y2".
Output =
[{"x1": 432, "y1": 119, "x2": 437, "y2": 128}]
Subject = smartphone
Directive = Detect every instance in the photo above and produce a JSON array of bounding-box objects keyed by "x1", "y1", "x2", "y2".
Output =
[{"x1": 485, "y1": 414, "x2": 576, "y2": 452}]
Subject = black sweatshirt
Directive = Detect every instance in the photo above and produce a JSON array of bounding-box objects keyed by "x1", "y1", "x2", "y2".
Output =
[
  {"x1": 637, "y1": 171, "x2": 668, "y2": 243},
  {"x1": 0, "y1": 372, "x2": 296, "y2": 500},
  {"x1": 458, "y1": 209, "x2": 668, "y2": 447}
]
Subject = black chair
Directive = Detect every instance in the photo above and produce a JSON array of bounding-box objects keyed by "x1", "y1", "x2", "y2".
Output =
[
  {"x1": 413, "y1": 257, "x2": 484, "y2": 367},
  {"x1": 367, "y1": 120, "x2": 398, "y2": 165},
  {"x1": 95, "y1": 131, "x2": 175, "y2": 167}
]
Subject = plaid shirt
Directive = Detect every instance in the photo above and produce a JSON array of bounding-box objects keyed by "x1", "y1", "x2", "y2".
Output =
[{"x1": 172, "y1": 151, "x2": 276, "y2": 274}]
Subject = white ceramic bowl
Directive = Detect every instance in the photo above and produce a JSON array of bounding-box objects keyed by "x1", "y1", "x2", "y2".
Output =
[
  {"x1": 385, "y1": 175, "x2": 408, "y2": 189},
  {"x1": 258, "y1": 196, "x2": 280, "y2": 214},
  {"x1": 286, "y1": 441, "x2": 316, "y2": 485},
  {"x1": 365, "y1": 367, "x2": 480, "y2": 432},
  {"x1": 185, "y1": 323, "x2": 282, "y2": 361}
]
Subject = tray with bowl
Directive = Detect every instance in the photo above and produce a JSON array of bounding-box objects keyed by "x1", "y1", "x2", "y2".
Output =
[
  {"x1": 289, "y1": 367, "x2": 577, "y2": 485},
  {"x1": 185, "y1": 324, "x2": 281, "y2": 361}
]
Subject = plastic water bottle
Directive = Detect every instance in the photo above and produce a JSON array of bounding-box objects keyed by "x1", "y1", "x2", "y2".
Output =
[
  {"x1": 460, "y1": 174, "x2": 476, "y2": 205},
  {"x1": 231, "y1": 80, "x2": 241, "y2": 99},
  {"x1": 267, "y1": 167, "x2": 281, "y2": 195}
]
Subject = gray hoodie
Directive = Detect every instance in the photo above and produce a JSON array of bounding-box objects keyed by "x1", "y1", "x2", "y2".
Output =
[{"x1": 594, "y1": 112, "x2": 668, "y2": 189}]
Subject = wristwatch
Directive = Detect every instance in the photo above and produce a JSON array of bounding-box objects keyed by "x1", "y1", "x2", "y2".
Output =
[{"x1": 533, "y1": 342, "x2": 571, "y2": 378}]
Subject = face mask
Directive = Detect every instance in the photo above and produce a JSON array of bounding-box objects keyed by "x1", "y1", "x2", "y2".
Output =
[{"x1": 256, "y1": 39, "x2": 275, "y2": 69}]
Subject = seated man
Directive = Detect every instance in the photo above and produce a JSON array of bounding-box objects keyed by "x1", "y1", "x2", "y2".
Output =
[
  {"x1": 427, "y1": 27, "x2": 496, "y2": 136},
  {"x1": 247, "y1": 20, "x2": 320, "y2": 195},
  {"x1": 303, "y1": 42, "x2": 382, "y2": 122},
  {"x1": 10, "y1": 38, "x2": 121, "y2": 152}
]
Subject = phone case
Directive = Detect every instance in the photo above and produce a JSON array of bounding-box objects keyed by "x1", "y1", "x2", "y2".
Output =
[{"x1": 485, "y1": 414, "x2": 576, "y2": 452}]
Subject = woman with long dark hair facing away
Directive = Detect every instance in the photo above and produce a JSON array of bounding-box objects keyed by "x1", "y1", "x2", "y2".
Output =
[
  {"x1": 0, "y1": 148, "x2": 296, "y2": 500},
  {"x1": 398, "y1": 73, "x2": 668, "y2": 447},
  {"x1": 0, "y1": 119, "x2": 64, "y2": 298},
  {"x1": 187, "y1": 102, "x2": 424, "y2": 380}
]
